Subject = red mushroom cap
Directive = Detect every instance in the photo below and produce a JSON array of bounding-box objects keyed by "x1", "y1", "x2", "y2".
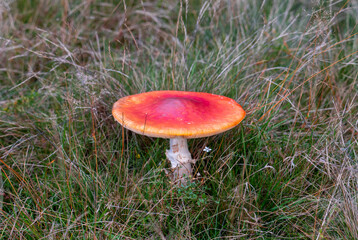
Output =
[{"x1": 112, "y1": 91, "x2": 245, "y2": 138}]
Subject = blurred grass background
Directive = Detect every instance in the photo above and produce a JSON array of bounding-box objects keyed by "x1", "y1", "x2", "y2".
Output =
[{"x1": 0, "y1": 0, "x2": 357, "y2": 239}]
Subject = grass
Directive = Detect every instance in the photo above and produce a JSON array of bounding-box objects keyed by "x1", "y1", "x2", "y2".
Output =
[{"x1": 1, "y1": 0, "x2": 357, "y2": 239}]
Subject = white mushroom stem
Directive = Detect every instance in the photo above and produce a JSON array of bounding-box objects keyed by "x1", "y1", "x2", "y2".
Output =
[{"x1": 165, "y1": 137, "x2": 195, "y2": 184}]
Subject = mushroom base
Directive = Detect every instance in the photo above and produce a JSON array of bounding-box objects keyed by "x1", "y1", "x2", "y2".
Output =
[{"x1": 166, "y1": 137, "x2": 194, "y2": 185}]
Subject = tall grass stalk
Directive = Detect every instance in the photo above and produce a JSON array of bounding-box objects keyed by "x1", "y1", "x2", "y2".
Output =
[{"x1": 0, "y1": 166, "x2": 3, "y2": 212}]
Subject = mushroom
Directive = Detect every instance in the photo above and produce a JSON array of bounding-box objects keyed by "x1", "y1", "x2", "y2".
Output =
[{"x1": 112, "y1": 91, "x2": 245, "y2": 184}]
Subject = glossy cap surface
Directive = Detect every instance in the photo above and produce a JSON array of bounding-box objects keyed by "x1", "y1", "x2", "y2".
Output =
[{"x1": 112, "y1": 91, "x2": 245, "y2": 138}]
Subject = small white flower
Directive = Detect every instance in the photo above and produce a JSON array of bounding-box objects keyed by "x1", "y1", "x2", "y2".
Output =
[{"x1": 203, "y1": 146, "x2": 212, "y2": 153}]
